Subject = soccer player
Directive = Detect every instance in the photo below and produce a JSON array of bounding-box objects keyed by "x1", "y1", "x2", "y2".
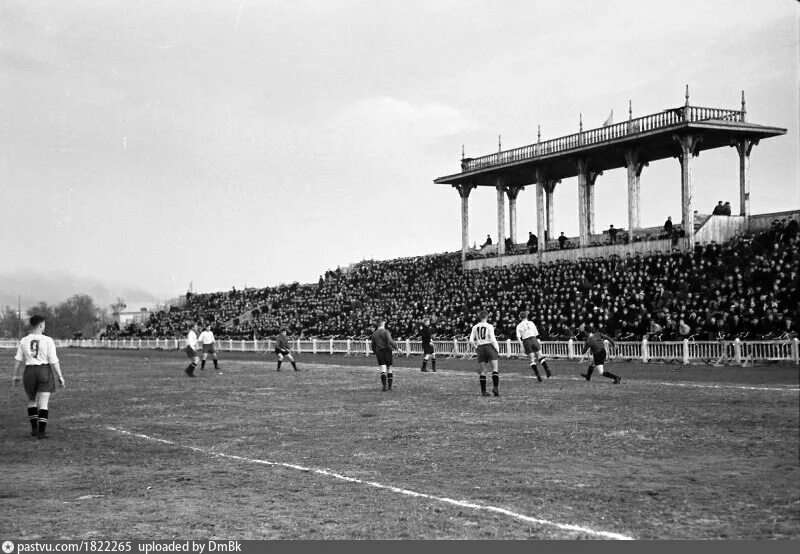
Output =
[
  {"x1": 274, "y1": 329, "x2": 299, "y2": 371},
  {"x1": 371, "y1": 320, "x2": 400, "y2": 391},
  {"x1": 420, "y1": 317, "x2": 436, "y2": 372},
  {"x1": 198, "y1": 324, "x2": 220, "y2": 372},
  {"x1": 516, "y1": 310, "x2": 552, "y2": 382},
  {"x1": 184, "y1": 323, "x2": 200, "y2": 377},
  {"x1": 469, "y1": 310, "x2": 501, "y2": 397},
  {"x1": 580, "y1": 325, "x2": 622, "y2": 384},
  {"x1": 11, "y1": 315, "x2": 66, "y2": 439}
]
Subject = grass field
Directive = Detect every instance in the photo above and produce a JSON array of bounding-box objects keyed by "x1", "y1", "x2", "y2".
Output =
[{"x1": 1, "y1": 348, "x2": 798, "y2": 540}]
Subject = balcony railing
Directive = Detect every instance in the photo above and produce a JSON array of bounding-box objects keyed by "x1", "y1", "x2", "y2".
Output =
[{"x1": 461, "y1": 106, "x2": 745, "y2": 173}]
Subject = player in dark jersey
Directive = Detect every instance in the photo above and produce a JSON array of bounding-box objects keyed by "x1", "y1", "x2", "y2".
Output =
[
  {"x1": 580, "y1": 325, "x2": 622, "y2": 384},
  {"x1": 420, "y1": 317, "x2": 436, "y2": 372},
  {"x1": 371, "y1": 320, "x2": 401, "y2": 391},
  {"x1": 274, "y1": 330, "x2": 299, "y2": 371}
]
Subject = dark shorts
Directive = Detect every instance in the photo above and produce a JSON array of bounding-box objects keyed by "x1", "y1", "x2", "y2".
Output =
[
  {"x1": 422, "y1": 343, "x2": 434, "y2": 355},
  {"x1": 592, "y1": 350, "x2": 607, "y2": 366},
  {"x1": 23, "y1": 364, "x2": 55, "y2": 401},
  {"x1": 202, "y1": 343, "x2": 216, "y2": 354},
  {"x1": 476, "y1": 344, "x2": 499, "y2": 363},
  {"x1": 275, "y1": 347, "x2": 290, "y2": 356},
  {"x1": 522, "y1": 336, "x2": 541, "y2": 354},
  {"x1": 185, "y1": 345, "x2": 197, "y2": 358},
  {"x1": 375, "y1": 348, "x2": 393, "y2": 367}
]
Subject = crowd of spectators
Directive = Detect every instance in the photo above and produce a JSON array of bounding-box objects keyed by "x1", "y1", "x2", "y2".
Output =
[{"x1": 128, "y1": 218, "x2": 799, "y2": 343}]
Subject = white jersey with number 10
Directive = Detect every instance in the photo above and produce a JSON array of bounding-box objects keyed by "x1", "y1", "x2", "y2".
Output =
[{"x1": 470, "y1": 322, "x2": 498, "y2": 349}]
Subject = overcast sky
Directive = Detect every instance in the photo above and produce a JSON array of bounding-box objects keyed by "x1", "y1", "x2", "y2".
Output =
[{"x1": 1, "y1": 0, "x2": 797, "y2": 310}]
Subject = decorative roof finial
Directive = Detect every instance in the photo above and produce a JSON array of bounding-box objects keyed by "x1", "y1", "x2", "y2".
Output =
[
  {"x1": 579, "y1": 113, "x2": 583, "y2": 133},
  {"x1": 537, "y1": 125, "x2": 541, "y2": 143},
  {"x1": 685, "y1": 84, "x2": 690, "y2": 107},
  {"x1": 498, "y1": 134, "x2": 502, "y2": 152},
  {"x1": 461, "y1": 144, "x2": 465, "y2": 160},
  {"x1": 741, "y1": 90, "x2": 746, "y2": 121},
  {"x1": 628, "y1": 99, "x2": 633, "y2": 121}
]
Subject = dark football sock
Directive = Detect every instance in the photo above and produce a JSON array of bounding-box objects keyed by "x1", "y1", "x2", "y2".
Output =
[
  {"x1": 28, "y1": 407, "x2": 38, "y2": 433},
  {"x1": 542, "y1": 359, "x2": 551, "y2": 376},
  {"x1": 37, "y1": 408, "x2": 48, "y2": 434},
  {"x1": 387, "y1": 372, "x2": 393, "y2": 390},
  {"x1": 586, "y1": 365, "x2": 595, "y2": 380},
  {"x1": 421, "y1": 360, "x2": 428, "y2": 371},
  {"x1": 431, "y1": 359, "x2": 436, "y2": 371},
  {"x1": 531, "y1": 363, "x2": 541, "y2": 380},
  {"x1": 492, "y1": 371, "x2": 499, "y2": 389},
  {"x1": 291, "y1": 361, "x2": 297, "y2": 370},
  {"x1": 213, "y1": 359, "x2": 219, "y2": 369},
  {"x1": 277, "y1": 360, "x2": 282, "y2": 370},
  {"x1": 380, "y1": 372, "x2": 387, "y2": 390},
  {"x1": 201, "y1": 359, "x2": 206, "y2": 369},
  {"x1": 479, "y1": 375, "x2": 487, "y2": 393},
  {"x1": 603, "y1": 371, "x2": 619, "y2": 380}
]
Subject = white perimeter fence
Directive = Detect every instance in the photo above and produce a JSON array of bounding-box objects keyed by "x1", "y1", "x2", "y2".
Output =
[{"x1": 1, "y1": 337, "x2": 797, "y2": 366}]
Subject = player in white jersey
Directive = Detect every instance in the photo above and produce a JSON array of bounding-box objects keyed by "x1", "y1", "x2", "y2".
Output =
[
  {"x1": 469, "y1": 310, "x2": 501, "y2": 397},
  {"x1": 198, "y1": 324, "x2": 220, "y2": 372},
  {"x1": 11, "y1": 315, "x2": 65, "y2": 439},
  {"x1": 184, "y1": 323, "x2": 200, "y2": 377},
  {"x1": 516, "y1": 310, "x2": 552, "y2": 382}
]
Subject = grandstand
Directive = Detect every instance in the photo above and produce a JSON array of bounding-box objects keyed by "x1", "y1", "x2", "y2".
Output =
[
  {"x1": 90, "y1": 92, "x2": 797, "y2": 366},
  {"x1": 113, "y1": 215, "x2": 798, "y2": 354}
]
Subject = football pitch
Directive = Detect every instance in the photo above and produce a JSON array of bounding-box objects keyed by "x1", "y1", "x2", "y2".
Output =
[{"x1": 1, "y1": 349, "x2": 798, "y2": 540}]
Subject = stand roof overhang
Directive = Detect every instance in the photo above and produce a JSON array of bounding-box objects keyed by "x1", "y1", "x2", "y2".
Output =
[{"x1": 433, "y1": 118, "x2": 787, "y2": 187}]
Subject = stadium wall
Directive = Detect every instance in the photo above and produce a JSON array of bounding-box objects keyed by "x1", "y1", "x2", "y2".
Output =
[
  {"x1": 749, "y1": 209, "x2": 800, "y2": 233},
  {"x1": 2, "y1": 338, "x2": 796, "y2": 366},
  {"x1": 464, "y1": 239, "x2": 674, "y2": 270}
]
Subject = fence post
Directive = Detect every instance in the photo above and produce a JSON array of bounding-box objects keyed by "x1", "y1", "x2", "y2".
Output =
[
  {"x1": 312, "y1": 338, "x2": 317, "y2": 355},
  {"x1": 138, "y1": 338, "x2": 142, "y2": 349},
  {"x1": 175, "y1": 339, "x2": 179, "y2": 350},
  {"x1": 365, "y1": 339, "x2": 370, "y2": 357},
  {"x1": 734, "y1": 338, "x2": 742, "y2": 365},
  {"x1": 567, "y1": 339, "x2": 574, "y2": 359},
  {"x1": 346, "y1": 339, "x2": 351, "y2": 356},
  {"x1": 330, "y1": 338, "x2": 334, "y2": 354},
  {"x1": 792, "y1": 338, "x2": 799, "y2": 365},
  {"x1": 228, "y1": 339, "x2": 233, "y2": 351},
  {"x1": 253, "y1": 339, "x2": 258, "y2": 352},
  {"x1": 682, "y1": 339, "x2": 689, "y2": 364},
  {"x1": 642, "y1": 338, "x2": 649, "y2": 363}
]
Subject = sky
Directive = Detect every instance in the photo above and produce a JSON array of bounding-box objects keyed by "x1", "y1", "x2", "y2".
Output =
[{"x1": 0, "y1": 0, "x2": 798, "y2": 311}]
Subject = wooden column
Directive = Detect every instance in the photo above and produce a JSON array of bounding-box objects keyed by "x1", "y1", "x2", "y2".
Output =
[
  {"x1": 496, "y1": 176, "x2": 506, "y2": 255},
  {"x1": 544, "y1": 179, "x2": 558, "y2": 244},
  {"x1": 505, "y1": 185, "x2": 524, "y2": 247},
  {"x1": 453, "y1": 183, "x2": 476, "y2": 261},
  {"x1": 673, "y1": 134, "x2": 702, "y2": 248},
  {"x1": 733, "y1": 138, "x2": 758, "y2": 218},
  {"x1": 624, "y1": 148, "x2": 648, "y2": 239},
  {"x1": 576, "y1": 159, "x2": 600, "y2": 247},
  {"x1": 535, "y1": 180, "x2": 546, "y2": 254},
  {"x1": 577, "y1": 160, "x2": 588, "y2": 247}
]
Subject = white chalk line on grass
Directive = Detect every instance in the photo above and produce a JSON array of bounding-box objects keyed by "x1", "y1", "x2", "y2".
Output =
[{"x1": 107, "y1": 425, "x2": 633, "y2": 540}]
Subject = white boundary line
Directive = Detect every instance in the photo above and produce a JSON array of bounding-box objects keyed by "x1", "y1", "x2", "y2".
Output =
[{"x1": 107, "y1": 426, "x2": 634, "y2": 540}]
